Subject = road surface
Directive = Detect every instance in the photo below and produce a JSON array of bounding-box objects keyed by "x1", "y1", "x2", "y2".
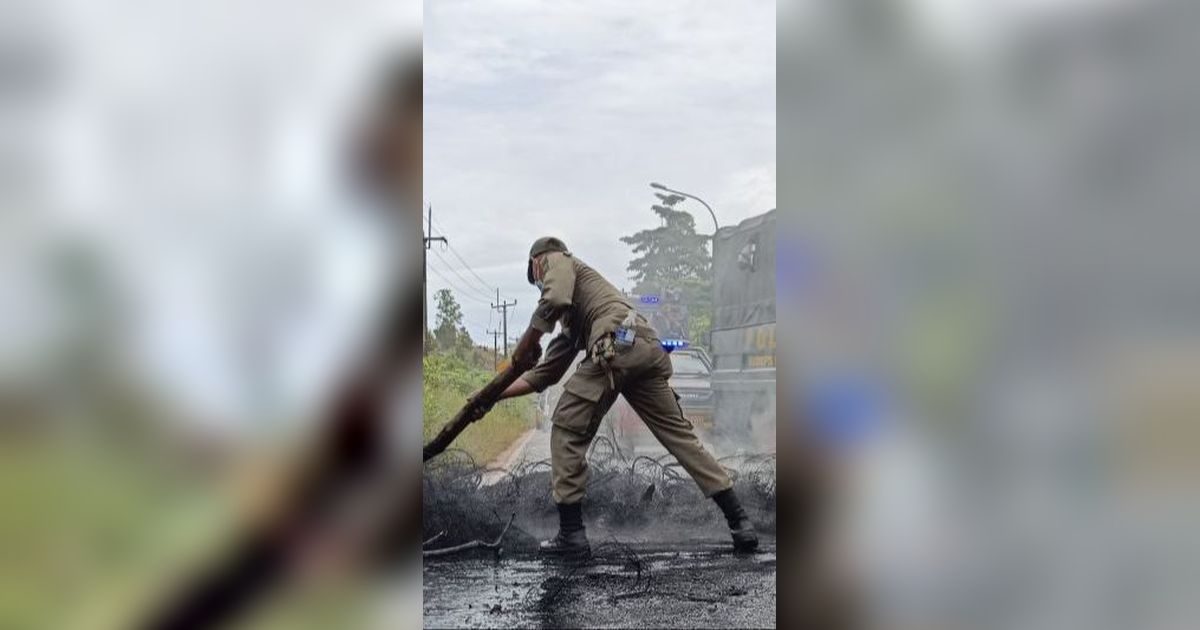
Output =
[{"x1": 423, "y1": 540, "x2": 776, "y2": 629}]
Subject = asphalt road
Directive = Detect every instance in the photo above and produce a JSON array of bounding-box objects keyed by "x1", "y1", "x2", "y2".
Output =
[{"x1": 422, "y1": 539, "x2": 776, "y2": 629}]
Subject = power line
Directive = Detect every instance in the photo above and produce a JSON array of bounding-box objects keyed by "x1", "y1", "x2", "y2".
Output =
[
  {"x1": 427, "y1": 213, "x2": 498, "y2": 296},
  {"x1": 428, "y1": 254, "x2": 494, "y2": 303},
  {"x1": 426, "y1": 262, "x2": 501, "y2": 336},
  {"x1": 426, "y1": 208, "x2": 522, "y2": 355},
  {"x1": 430, "y1": 248, "x2": 495, "y2": 302},
  {"x1": 428, "y1": 244, "x2": 493, "y2": 300},
  {"x1": 444, "y1": 241, "x2": 496, "y2": 294},
  {"x1": 463, "y1": 320, "x2": 491, "y2": 342},
  {"x1": 427, "y1": 264, "x2": 493, "y2": 306},
  {"x1": 427, "y1": 283, "x2": 506, "y2": 347},
  {"x1": 427, "y1": 287, "x2": 490, "y2": 334}
]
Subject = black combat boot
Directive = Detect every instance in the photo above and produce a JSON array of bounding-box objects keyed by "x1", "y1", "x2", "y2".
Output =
[
  {"x1": 713, "y1": 488, "x2": 759, "y2": 552},
  {"x1": 539, "y1": 502, "x2": 591, "y2": 558}
]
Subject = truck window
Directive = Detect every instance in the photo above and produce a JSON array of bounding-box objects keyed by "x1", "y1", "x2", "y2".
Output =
[{"x1": 670, "y1": 353, "x2": 710, "y2": 376}]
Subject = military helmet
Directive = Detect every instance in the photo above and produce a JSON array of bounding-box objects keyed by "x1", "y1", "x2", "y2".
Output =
[{"x1": 527, "y1": 236, "x2": 569, "y2": 284}]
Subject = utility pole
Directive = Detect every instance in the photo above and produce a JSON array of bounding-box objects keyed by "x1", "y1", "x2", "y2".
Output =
[
  {"x1": 491, "y1": 288, "x2": 517, "y2": 357},
  {"x1": 486, "y1": 329, "x2": 502, "y2": 370},
  {"x1": 423, "y1": 204, "x2": 446, "y2": 348}
]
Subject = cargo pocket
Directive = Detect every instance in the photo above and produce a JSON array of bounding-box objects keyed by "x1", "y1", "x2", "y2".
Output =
[{"x1": 554, "y1": 370, "x2": 608, "y2": 434}]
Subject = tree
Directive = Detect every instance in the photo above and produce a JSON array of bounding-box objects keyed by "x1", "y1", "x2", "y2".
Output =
[
  {"x1": 620, "y1": 198, "x2": 713, "y2": 346},
  {"x1": 455, "y1": 324, "x2": 476, "y2": 357},
  {"x1": 433, "y1": 288, "x2": 464, "y2": 352}
]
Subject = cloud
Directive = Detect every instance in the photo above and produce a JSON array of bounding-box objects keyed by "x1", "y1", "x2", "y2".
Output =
[
  {"x1": 716, "y1": 164, "x2": 778, "y2": 222},
  {"x1": 424, "y1": 1, "x2": 776, "y2": 340}
]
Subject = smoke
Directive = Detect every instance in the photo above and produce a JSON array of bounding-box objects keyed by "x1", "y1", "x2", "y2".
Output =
[{"x1": 421, "y1": 438, "x2": 775, "y2": 551}]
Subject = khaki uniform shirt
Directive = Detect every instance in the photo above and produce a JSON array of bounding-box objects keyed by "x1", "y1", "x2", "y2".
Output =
[{"x1": 520, "y1": 252, "x2": 646, "y2": 391}]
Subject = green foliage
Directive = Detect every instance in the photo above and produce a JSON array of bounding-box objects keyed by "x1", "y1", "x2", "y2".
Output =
[
  {"x1": 455, "y1": 324, "x2": 475, "y2": 356},
  {"x1": 432, "y1": 288, "x2": 464, "y2": 352},
  {"x1": 422, "y1": 352, "x2": 485, "y2": 394},
  {"x1": 620, "y1": 204, "x2": 711, "y2": 287},
  {"x1": 430, "y1": 289, "x2": 494, "y2": 367},
  {"x1": 687, "y1": 308, "x2": 712, "y2": 349},
  {"x1": 0, "y1": 433, "x2": 231, "y2": 630},
  {"x1": 422, "y1": 352, "x2": 534, "y2": 466},
  {"x1": 621, "y1": 198, "x2": 714, "y2": 348}
]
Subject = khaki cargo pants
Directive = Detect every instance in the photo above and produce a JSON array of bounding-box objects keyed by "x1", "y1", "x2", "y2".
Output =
[{"x1": 550, "y1": 337, "x2": 733, "y2": 504}]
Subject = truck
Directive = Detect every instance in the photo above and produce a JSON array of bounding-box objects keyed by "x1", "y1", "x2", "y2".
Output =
[{"x1": 709, "y1": 209, "x2": 776, "y2": 451}]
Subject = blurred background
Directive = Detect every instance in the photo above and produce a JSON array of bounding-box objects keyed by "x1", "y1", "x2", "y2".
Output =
[
  {"x1": 779, "y1": 0, "x2": 1200, "y2": 628},
  {"x1": 0, "y1": 1, "x2": 420, "y2": 628},
  {"x1": 9, "y1": 0, "x2": 1200, "y2": 627}
]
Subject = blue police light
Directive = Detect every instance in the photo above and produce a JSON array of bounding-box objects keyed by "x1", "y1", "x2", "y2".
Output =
[{"x1": 660, "y1": 338, "x2": 689, "y2": 352}]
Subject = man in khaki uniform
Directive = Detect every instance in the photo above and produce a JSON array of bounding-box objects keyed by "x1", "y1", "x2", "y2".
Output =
[{"x1": 481, "y1": 236, "x2": 757, "y2": 556}]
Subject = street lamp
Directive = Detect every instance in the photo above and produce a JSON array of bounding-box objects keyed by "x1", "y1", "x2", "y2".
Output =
[{"x1": 649, "y1": 182, "x2": 719, "y2": 233}]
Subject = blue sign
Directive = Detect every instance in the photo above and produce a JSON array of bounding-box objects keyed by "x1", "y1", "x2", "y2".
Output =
[{"x1": 640, "y1": 294, "x2": 661, "y2": 304}]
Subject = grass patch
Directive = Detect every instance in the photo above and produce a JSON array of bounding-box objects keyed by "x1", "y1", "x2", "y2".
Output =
[
  {"x1": 0, "y1": 433, "x2": 232, "y2": 630},
  {"x1": 422, "y1": 352, "x2": 535, "y2": 466}
]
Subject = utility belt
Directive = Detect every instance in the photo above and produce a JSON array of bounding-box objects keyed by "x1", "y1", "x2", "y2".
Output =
[
  {"x1": 585, "y1": 325, "x2": 657, "y2": 356},
  {"x1": 589, "y1": 325, "x2": 658, "y2": 389}
]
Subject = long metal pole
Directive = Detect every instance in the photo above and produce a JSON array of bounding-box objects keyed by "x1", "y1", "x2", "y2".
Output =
[
  {"x1": 423, "y1": 204, "x2": 447, "y2": 346},
  {"x1": 651, "y1": 183, "x2": 719, "y2": 233},
  {"x1": 492, "y1": 288, "x2": 516, "y2": 358}
]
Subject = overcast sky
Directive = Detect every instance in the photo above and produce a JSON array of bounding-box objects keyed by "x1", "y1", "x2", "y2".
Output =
[
  {"x1": 6, "y1": 0, "x2": 1109, "y2": 427},
  {"x1": 423, "y1": 0, "x2": 776, "y2": 342},
  {"x1": 5, "y1": 0, "x2": 419, "y2": 428}
]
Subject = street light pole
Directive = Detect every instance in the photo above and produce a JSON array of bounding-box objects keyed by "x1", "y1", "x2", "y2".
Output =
[
  {"x1": 650, "y1": 182, "x2": 719, "y2": 234},
  {"x1": 650, "y1": 182, "x2": 720, "y2": 351}
]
